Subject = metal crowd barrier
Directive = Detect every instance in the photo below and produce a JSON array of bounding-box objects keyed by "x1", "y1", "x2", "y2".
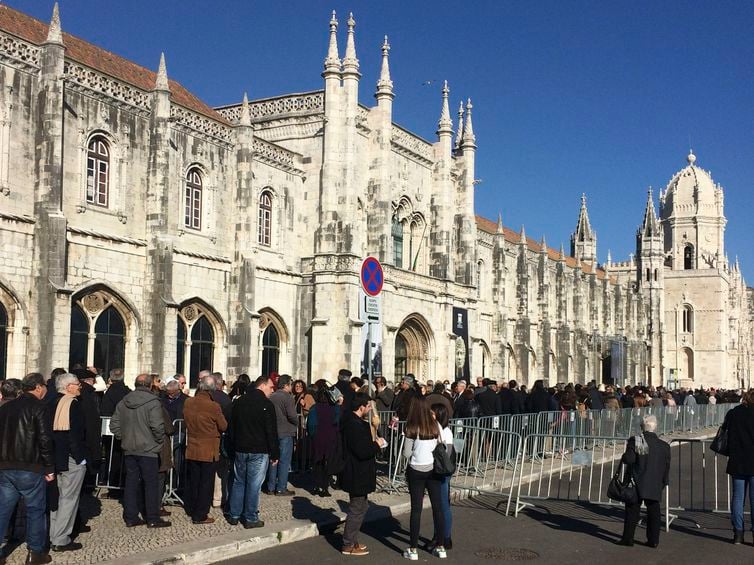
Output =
[{"x1": 665, "y1": 438, "x2": 730, "y2": 532}]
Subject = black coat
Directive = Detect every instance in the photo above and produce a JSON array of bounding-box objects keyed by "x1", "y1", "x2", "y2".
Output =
[
  {"x1": 0, "y1": 393, "x2": 54, "y2": 474},
  {"x1": 724, "y1": 404, "x2": 754, "y2": 476},
  {"x1": 228, "y1": 389, "x2": 279, "y2": 459},
  {"x1": 499, "y1": 388, "x2": 521, "y2": 415},
  {"x1": 50, "y1": 395, "x2": 87, "y2": 472},
  {"x1": 454, "y1": 395, "x2": 480, "y2": 419},
  {"x1": 336, "y1": 380, "x2": 355, "y2": 413},
  {"x1": 622, "y1": 432, "x2": 670, "y2": 501},
  {"x1": 101, "y1": 380, "x2": 131, "y2": 417},
  {"x1": 162, "y1": 392, "x2": 188, "y2": 422},
  {"x1": 340, "y1": 411, "x2": 379, "y2": 497},
  {"x1": 477, "y1": 388, "x2": 502, "y2": 416},
  {"x1": 78, "y1": 383, "x2": 102, "y2": 473},
  {"x1": 526, "y1": 389, "x2": 551, "y2": 413}
]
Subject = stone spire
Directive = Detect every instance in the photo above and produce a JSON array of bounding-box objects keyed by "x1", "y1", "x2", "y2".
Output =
[
  {"x1": 342, "y1": 12, "x2": 359, "y2": 74},
  {"x1": 571, "y1": 193, "x2": 597, "y2": 264},
  {"x1": 496, "y1": 212, "x2": 504, "y2": 234},
  {"x1": 375, "y1": 35, "x2": 393, "y2": 99},
  {"x1": 540, "y1": 234, "x2": 547, "y2": 254},
  {"x1": 239, "y1": 92, "x2": 251, "y2": 127},
  {"x1": 559, "y1": 243, "x2": 566, "y2": 262},
  {"x1": 436, "y1": 80, "x2": 452, "y2": 135},
  {"x1": 606, "y1": 249, "x2": 612, "y2": 267},
  {"x1": 323, "y1": 11, "x2": 340, "y2": 73},
  {"x1": 455, "y1": 100, "x2": 464, "y2": 150},
  {"x1": 461, "y1": 98, "x2": 476, "y2": 148},
  {"x1": 46, "y1": 2, "x2": 63, "y2": 45},
  {"x1": 639, "y1": 187, "x2": 661, "y2": 237},
  {"x1": 519, "y1": 224, "x2": 527, "y2": 246},
  {"x1": 154, "y1": 52, "x2": 170, "y2": 92}
]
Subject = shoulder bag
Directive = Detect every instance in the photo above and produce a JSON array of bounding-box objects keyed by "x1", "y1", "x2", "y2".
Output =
[
  {"x1": 607, "y1": 466, "x2": 638, "y2": 504},
  {"x1": 710, "y1": 422, "x2": 729, "y2": 456}
]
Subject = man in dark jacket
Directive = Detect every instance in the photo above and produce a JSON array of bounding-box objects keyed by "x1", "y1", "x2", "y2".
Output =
[
  {"x1": 499, "y1": 380, "x2": 522, "y2": 415},
  {"x1": 723, "y1": 390, "x2": 754, "y2": 543},
  {"x1": 48, "y1": 373, "x2": 87, "y2": 552},
  {"x1": 586, "y1": 381, "x2": 605, "y2": 410},
  {"x1": 227, "y1": 375, "x2": 279, "y2": 528},
  {"x1": 477, "y1": 379, "x2": 502, "y2": 417},
  {"x1": 392, "y1": 374, "x2": 419, "y2": 421},
  {"x1": 373, "y1": 377, "x2": 394, "y2": 412},
  {"x1": 100, "y1": 368, "x2": 130, "y2": 417},
  {"x1": 0, "y1": 372, "x2": 54, "y2": 565},
  {"x1": 110, "y1": 373, "x2": 169, "y2": 529},
  {"x1": 340, "y1": 393, "x2": 387, "y2": 556},
  {"x1": 335, "y1": 368, "x2": 354, "y2": 415},
  {"x1": 618, "y1": 415, "x2": 671, "y2": 548},
  {"x1": 72, "y1": 369, "x2": 102, "y2": 478},
  {"x1": 526, "y1": 380, "x2": 551, "y2": 413}
]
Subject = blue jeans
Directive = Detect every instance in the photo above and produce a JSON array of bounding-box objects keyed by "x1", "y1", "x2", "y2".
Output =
[
  {"x1": 228, "y1": 452, "x2": 269, "y2": 522},
  {"x1": 731, "y1": 475, "x2": 754, "y2": 531},
  {"x1": 436, "y1": 474, "x2": 452, "y2": 539},
  {"x1": 266, "y1": 436, "x2": 293, "y2": 493},
  {"x1": 0, "y1": 470, "x2": 48, "y2": 552}
]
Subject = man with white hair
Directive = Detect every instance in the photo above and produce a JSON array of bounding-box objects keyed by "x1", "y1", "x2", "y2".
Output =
[
  {"x1": 48, "y1": 373, "x2": 86, "y2": 552},
  {"x1": 617, "y1": 414, "x2": 671, "y2": 548}
]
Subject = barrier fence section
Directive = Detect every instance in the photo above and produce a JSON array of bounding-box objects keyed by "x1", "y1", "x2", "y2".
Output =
[{"x1": 665, "y1": 438, "x2": 730, "y2": 532}]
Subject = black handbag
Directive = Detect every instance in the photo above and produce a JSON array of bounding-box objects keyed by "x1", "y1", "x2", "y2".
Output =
[
  {"x1": 433, "y1": 441, "x2": 457, "y2": 476},
  {"x1": 607, "y1": 467, "x2": 638, "y2": 504},
  {"x1": 710, "y1": 423, "x2": 729, "y2": 456}
]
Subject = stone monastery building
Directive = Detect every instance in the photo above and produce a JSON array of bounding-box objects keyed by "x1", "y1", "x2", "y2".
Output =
[{"x1": 0, "y1": 4, "x2": 751, "y2": 389}]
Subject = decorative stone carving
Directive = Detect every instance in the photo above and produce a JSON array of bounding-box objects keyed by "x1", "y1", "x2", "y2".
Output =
[
  {"x1": 82, "y1": 292, "x2": 105, "y2": 314},
  {"x1": 182, "y1": 305, "x2": 198, "y2": 322},
  {"x1": 218, "y1": 91, "x2": 325, "y2": 123},
  {"x1": 391, "y1": 127, "x2": 434, "y2": 165},
  {"x1": 63, "y1": 61, "x2": 150, "y2": 111},
  {"x1": 252, "y1": 138, "x2": 304, "y2": 176},
  {"x1": 170, "y1": 105, "x2": 233, "y2": 144},
  {"x1": 0, "y1": 32, "x2": 39, "y2": 69}
]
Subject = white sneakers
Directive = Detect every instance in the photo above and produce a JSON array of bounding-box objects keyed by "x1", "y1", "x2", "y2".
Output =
[
  {"x1": 433, "y1": 546, "x2": 448, "y2": 559},
  {"x1": 403, "y1": 548, "x2": 418, "y2": 560}
]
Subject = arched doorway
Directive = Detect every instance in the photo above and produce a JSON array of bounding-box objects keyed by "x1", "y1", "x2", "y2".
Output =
[
  {"x1": 258, "y1": 309, "x2": 288, "y2": 378},
  {"x1": 68, "y1": 290, "x2": 127, "y2": 377},
  {"x1": 601, "y1": 354, "x2": 613, "y2": 385},
  {"x1": 394, "y1": 314, "x2": 433, "y2": 381}
]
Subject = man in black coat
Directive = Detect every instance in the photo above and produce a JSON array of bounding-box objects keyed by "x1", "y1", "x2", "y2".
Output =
[
  {"x1": 477, "y1": 379, "x2": 502, "y2": 417},
  {"x1": 618, "y1": 415, "x2": 671, "y2": 548},
  {"x1": 340, "y1": 393, "x2": 387, "y2": 556},
  {"x1": 499, "y1": 380, "x2": 522, "y2": 415},
  {"x1": 100, "y1": 369, "x2": 130, "y2": 417},
  {"x1": 723, "y1": 391, "x2": 754, "y2": 543},
  {"x1": 526, "y1": 380, "x2": 551, "y2": 413}
]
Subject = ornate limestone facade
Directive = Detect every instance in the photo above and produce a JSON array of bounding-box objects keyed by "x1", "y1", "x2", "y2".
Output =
[{"x1": 0, "y1": 5, "x2": 751, "y2": 388}]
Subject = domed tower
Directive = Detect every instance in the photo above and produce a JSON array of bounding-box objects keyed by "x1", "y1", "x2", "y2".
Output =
[{"x1": 659, "y1": 150, "x2": 726, "y2": 271}]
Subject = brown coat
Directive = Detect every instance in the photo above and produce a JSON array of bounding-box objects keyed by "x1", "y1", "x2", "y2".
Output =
[
  {"x1": 184, "y1": 391, "x2": 228, "y2": 462},
  {"x1": 158, "y1": 406, "x2": 175, "y2": 473}
]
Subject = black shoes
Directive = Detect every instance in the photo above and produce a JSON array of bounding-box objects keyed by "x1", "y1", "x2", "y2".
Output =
[
  {"x1": 51, "y1": 542, "x2": 83, "y2": 552},
  {"x1": 125, "y1": 519, "x2": 145, "y2": 527},
  {"x1": 275, "y1": 489, "x2": 295, "y2": 496},
  {"x1": 615, "y1": 539, "x2": 634, "y2": 547},
  {"x1": 25, "y1": 551, "x2": 51, "y2": 565},
  {"x1": 444, "y1": 537, "x2": 453, "y2": 550},
  {"x1": 242, "y1": 520, "x2": 265, "y2": 529},
  {"x1": 146, "y1": 520, "x2": 171, "y2": 528},
  {"x1": 733, "y1": 530, "x2": 744, "y2": 545},
  {"x1": 226, "y1": 516, "x2": 239, "y2": 526}
]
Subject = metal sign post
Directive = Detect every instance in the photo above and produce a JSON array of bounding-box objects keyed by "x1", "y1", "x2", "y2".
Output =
[{"x1": 360, "y1": 257, "x2": 383, "y2": 392}]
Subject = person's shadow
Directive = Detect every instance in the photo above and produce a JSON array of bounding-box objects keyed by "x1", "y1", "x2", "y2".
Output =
[{"x1": 523, "y1": 501, "x2": 622, "y2": 543}]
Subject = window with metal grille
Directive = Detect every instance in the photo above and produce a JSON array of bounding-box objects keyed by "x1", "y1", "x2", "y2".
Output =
[
  {"x1": 258, "y1": 191, "x2": 272, "y2": 246},
  {"x1": 184, "y1": 168, "x2": 202, "y2": 230},
  {"x1": 86, "y1": 136, "x2": 109, "y2": 207}
]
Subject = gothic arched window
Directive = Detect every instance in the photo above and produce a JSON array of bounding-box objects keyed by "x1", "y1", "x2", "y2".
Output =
[
  {"x1": 258, "y1": 190, "x2": 272, "y2": 246},
  {"x1": 392, "y1": 217, "x2": 404, "y2": 268},
  {"x1": 176, "y1": 303, "x2": 218, "y2": 388},
  {"x1": 261, "y1": 323, "x2": 280, "y2": 377},
  {"x1": 86, "y1": 136, "x2": 110, "y2": 207},
  {"x1": 684, "y1": 245, "x2": 694, "y2": 270},
  {"x1": 184, "y1": 168, "x2": 203, "y2": 230},
  {"x1": 0, "y1": 302, "x2": 7, "y2": 381},
  {"x1": 68, "y1": 294, "x2": 126, "y2": 378}
]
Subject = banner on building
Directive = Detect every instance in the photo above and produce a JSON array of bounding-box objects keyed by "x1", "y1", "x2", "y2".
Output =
[{"x1": 452, "y1": 307, "x2": 470, "y2": 382}]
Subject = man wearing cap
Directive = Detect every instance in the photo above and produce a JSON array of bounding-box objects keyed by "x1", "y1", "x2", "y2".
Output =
[
  {"x1": 266, "y1": 374, "x2": 298, "y2": 496},
  {"x1": 335, "y1": 369, "x2": 354, "y2": 415}
]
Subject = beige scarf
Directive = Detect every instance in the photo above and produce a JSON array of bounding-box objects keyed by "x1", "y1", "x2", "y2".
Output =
[{"x1": 53, "y1": 394, "x2": 76, "y2": 431}]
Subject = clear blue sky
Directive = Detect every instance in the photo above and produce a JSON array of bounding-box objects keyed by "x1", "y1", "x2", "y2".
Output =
[{"x1": 10, "y1": 1, "x2": 754, "y2": 282}]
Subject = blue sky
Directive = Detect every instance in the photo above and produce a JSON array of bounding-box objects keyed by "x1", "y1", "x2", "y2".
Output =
[{"x1": 10, "y1": 1, "x2": 754, "y2": 282}]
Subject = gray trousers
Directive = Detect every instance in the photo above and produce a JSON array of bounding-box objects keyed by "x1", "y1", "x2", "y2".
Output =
[
  {"x1": 343, "y1": 495, "x2": 369, "y2": 547},
  {"x1": 49, "y1": 457, "x2": 87, "y2": 546}
]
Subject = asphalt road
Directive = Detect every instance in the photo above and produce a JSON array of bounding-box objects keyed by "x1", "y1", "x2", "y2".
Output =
[{"x1": 219, "y1": 495, "x2": 750, "y2": 565}]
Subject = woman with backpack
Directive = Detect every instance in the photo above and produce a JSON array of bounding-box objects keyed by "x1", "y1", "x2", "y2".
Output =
[{"x1": 402, "y1": 398, "x2": 448, "y2": 560}]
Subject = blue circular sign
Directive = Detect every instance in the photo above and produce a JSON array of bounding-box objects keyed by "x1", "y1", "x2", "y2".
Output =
[{"x1": 361, "y1": 257, "x2": 384, "y2": 297}]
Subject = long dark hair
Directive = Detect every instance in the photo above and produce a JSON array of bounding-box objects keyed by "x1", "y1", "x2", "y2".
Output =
[
  {"x1": 431, "y1": 403, "x2": 450, "y2": 429},
  {"x1": 405, "y1": 398, "x2": 439, "y2": 440},
  {"x1": 229, "y1": 373, "x2": 251, "y2": 400}
]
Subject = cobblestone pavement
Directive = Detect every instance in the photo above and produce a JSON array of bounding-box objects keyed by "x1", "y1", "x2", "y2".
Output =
[{"x1": 1, "y1": 474, "x2": 399, "y2": 564}]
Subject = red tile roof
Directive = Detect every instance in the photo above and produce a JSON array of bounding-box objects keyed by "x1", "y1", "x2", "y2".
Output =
[
  {"x1": 0, "y1": 4, "x2": 228, "y2": 125},
  {"x1": 476, "y1": 215, "x2": 609, "y2": 280}
]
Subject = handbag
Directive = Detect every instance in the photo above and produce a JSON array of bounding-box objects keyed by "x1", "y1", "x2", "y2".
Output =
[
  {"x1": 607, "y1": 467, "x2": 638, "y2": 504},
  {"x1": 433, "y1": 441, "x2": 457, "y2": 476},
  {"x1": 710, "y1": 423, "x2": 729, "y2": 456}
]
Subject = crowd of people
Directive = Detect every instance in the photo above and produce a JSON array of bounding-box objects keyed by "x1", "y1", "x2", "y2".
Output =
[{"x1": 0, "y1": 366, "x2": 751, "y2": 562}]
